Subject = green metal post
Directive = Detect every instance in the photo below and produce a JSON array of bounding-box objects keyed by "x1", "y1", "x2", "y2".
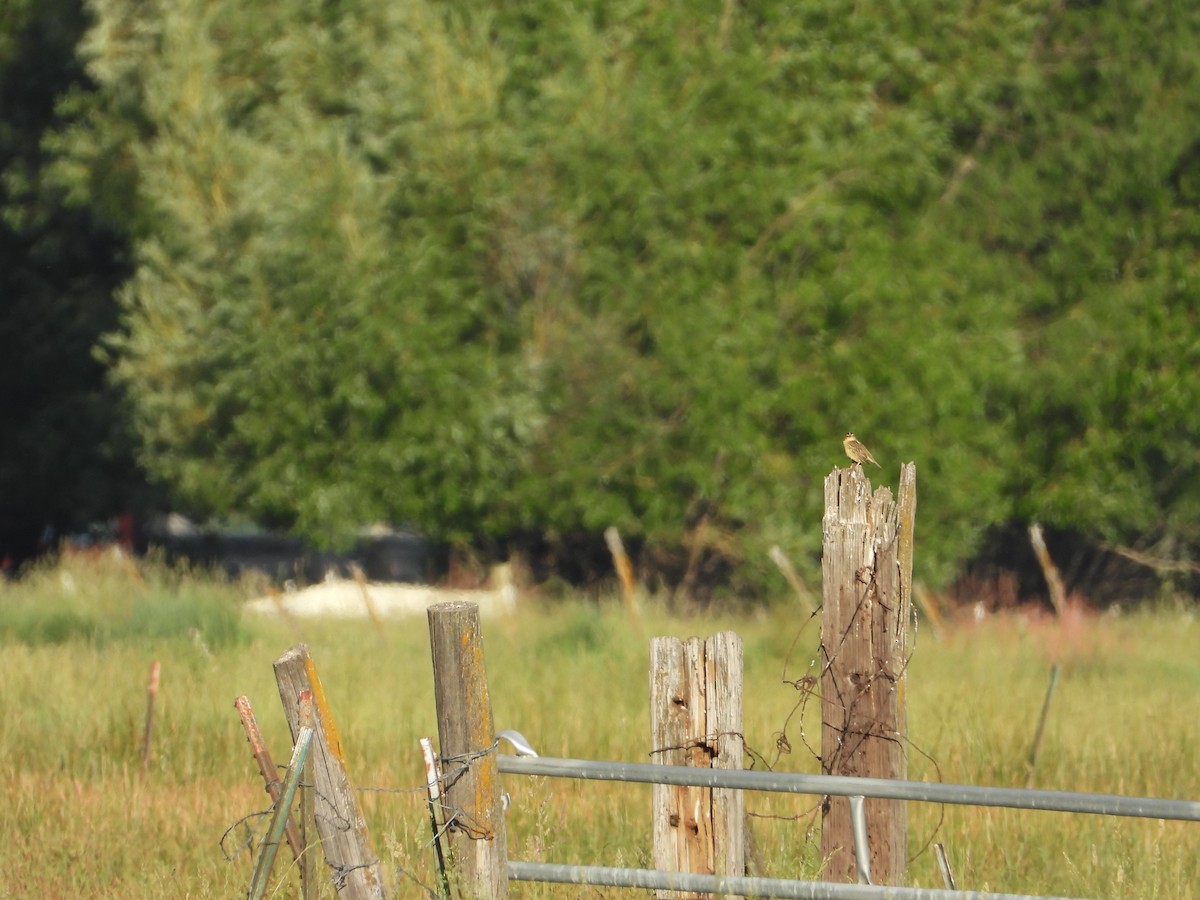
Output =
[{"x1": 248, "y1": 695, "x2": 314, "y2": 900}]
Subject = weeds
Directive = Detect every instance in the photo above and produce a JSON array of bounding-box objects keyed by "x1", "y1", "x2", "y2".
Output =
[{"x1": 0, "y1": 560, "x2": 1196, "y2": 898}]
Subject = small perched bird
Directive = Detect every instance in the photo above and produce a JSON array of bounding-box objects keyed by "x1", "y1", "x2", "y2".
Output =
[{"x1": 843, "y1": 432, "x2": 881, "y2": 468}]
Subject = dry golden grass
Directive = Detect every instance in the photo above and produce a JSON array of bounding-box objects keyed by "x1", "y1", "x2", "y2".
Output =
[{"x1": 1, "y1": 557, "x2": 1197, "y2": 898}]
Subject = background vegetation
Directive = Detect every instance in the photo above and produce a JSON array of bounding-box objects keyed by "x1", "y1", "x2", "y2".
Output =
[
  {"x1": 3, "y1": 0, "x2": 1199, "y2": 599},
  {"x1": 0, "y1": 0, "x2": 142, "y2": 563},
  {"x1": 1, "y1": 558, "x2": 1198, "y2": 897}
]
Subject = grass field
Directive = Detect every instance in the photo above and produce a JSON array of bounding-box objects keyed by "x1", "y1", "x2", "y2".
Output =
[{"x1": 1, "y1": 555, "x2": 1197, "y2": 898}]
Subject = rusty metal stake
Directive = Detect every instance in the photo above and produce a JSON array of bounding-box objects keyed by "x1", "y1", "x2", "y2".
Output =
[
  {"x1": 235, "y1": 695, "x2": 305, "y2": 863},
  {"x1": 249, "y1": 692, "x2": 315, "y2": 900}
]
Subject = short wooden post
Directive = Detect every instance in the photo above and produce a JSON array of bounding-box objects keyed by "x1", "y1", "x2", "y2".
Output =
[
  {"x1": 274, "y1": 645, "x2": 386, "y2": 900},
  {"x1": 1028, "y1": 523, "x2": 1068, "y2": 616},
  {"x1": 427, "y1": 601, "x2": 508, "y2": 900},
  {"x1": 819, "y1": 463, "x2": 916, "y2": 885},
  {"x1": 141, "y1": 660, "x2": 160, "y2": 769},
  {"x1": 605, "y1": 526, "x2": 640, "y2": 624},
  {"x1": 351, "y1": 564, "x2": 387, "y2": 637},
  {"x1": 769, "y1": 545, "x2": 817, "y2": 616},
  {"x1": 650, "y1": 632, "x2": 744, "y2": 898}
]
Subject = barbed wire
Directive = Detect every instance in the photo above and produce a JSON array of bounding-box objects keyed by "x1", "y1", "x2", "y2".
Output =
[
  {"x1": 229, "y1": 542, "x2": 941, "y2": 887},
  {"x1": 223, "y1": 738, "x2": 507, "y2": 896},
  {"x1": 757, "y1": 525, "x2": 946, "y2": 864},
  {"x1": 220, "y1": 808, "x2": 272, "y2": 862}
]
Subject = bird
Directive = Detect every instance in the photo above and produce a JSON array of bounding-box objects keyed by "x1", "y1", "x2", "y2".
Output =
[{"x1": 843, "y1": 432, "x2": 881, "y2": 468}]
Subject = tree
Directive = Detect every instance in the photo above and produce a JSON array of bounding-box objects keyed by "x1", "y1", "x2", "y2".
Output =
[
  {"x1": 49, "y1": 0, "x2": 1200, "y2": 600},
  {"x1": 958, "y1": 1, "x2": 1200, "y2": 578},
  {"x1": 0, "y1": 0, "x2": 141, "y2": 563}
]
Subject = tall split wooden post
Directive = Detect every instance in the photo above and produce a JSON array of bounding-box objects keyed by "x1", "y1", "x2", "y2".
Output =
[
  {"x1": 820, "y1": 462, "x2": 916, "y2": 885},
  {"x1": 428, "y1": 601, "x2": 508, "y2": 900},
  {"x1": 650, "y1": 632, "x2": 744, "y2": 899},
  {"x1": 274, "y1": 645, "x2": 386, "y2": 900}
]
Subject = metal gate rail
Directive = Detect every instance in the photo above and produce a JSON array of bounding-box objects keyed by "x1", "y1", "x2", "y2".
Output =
[
  {"x1": 496, "y1": 750, "x2": 1199, "y2": 899},
  {"x1": 509, "y1": 861, "x2": 1071, "y2": 900},
  {"x1": 497, "y1": 754, "x2": 1200, "y2": 821}
]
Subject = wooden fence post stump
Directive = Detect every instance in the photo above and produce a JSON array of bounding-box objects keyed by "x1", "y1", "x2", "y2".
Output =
[
  {"x1": 820, "y1": 462, "x2": 916, "y2": 885},
  {"x1": 428, "y1": 601, "x2": 508, "y2": 900},
  {"x1": 650, "y1": 632, "x2": 744, "y2": 899},
  {"x1": 274, "y1": 644, "x2": 386, "y2": 900}
]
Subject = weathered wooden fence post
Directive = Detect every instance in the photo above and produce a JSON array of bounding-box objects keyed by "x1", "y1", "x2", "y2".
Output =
[
  {"x1": 650, "y1": 632, "x2": 744, "y2": 899},
  {"x1": 274, "y1": 644, "x2": 386, "y2": 899},
  {"x1": 428, "y1": 601, "x2": 508, "y2": 900},
  {"x1": 1028, "y1": 523, "x2": 1068, "y2": 616},
  {"x1": 605, "y1": 526, "x2": 641, "y2": 625},
  {"x1": 820, "y1": 462, "x2": 916, "y2": 885}
]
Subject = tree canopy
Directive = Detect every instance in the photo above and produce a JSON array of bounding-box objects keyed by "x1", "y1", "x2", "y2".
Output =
[
  {"x1": 0, "y1": 0, "x2": 140, "y2": 560},
  {"x1": 11, "y1": 0, "x2": 1200, "y2": 598}
]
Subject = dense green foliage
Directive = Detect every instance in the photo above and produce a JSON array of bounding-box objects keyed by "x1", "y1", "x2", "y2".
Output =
[
  {"x1": 8, "y1": 0, "x2": 1200, "y2": 595},
  {"x1": 0, "y1": 0, "x2": 141, "y2": 559}
]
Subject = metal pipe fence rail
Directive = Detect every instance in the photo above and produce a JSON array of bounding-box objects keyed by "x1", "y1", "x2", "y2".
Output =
[
  {"x1": 497, "y1": 755, "x2": 1200, "y2": 821},
  {"x1": 509, "y1": 861, "x2": 1061, "y2": 900},
  {"x1": 496, "y1": 753, "x2": 1200, "y2": 900}
]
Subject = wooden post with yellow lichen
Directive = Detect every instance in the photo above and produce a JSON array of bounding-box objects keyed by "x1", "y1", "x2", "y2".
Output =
[
  {"x1": 274, "y1": 644, "x2": 386, "y2": 899},
  {"x1": 428, "y1": 601, "x2": 509, "y2": 899},
  {"x1": 819, "y1": 462, "x2": 916, "y2": 885}
]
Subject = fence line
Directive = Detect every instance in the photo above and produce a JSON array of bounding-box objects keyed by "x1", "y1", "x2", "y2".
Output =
[
  {"x1": 496, "y1": 754, "x2": 1200, "y2": 822},
  {"x1": 236, "y1": 641, "x2": 1199, "y2": 899},
  {"x1": 496, "y1": 750, "x2": 1196, "y2": 899}
]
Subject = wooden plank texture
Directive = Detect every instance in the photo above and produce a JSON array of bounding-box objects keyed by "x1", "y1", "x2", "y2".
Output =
[
  {"x1": 819, "y1": 462, "x2": 916, "y2": 885},
  {"x1": 428, "y1": 601, "x2": 508, "y2": 899},
  {"x1": 650, "y1": 632, "x2": 744, "y2": 898},
  {"x1": 274, "y1": 644, "x2": 386, "y2": 899}
]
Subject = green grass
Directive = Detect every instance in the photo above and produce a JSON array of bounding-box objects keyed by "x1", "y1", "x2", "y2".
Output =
[
  {"x1": 0, "y1": 553, "x2": 247, "y2": 650},
  {"x1": 1, "y1": 556, "x2": 1197, "y2": 898}
]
